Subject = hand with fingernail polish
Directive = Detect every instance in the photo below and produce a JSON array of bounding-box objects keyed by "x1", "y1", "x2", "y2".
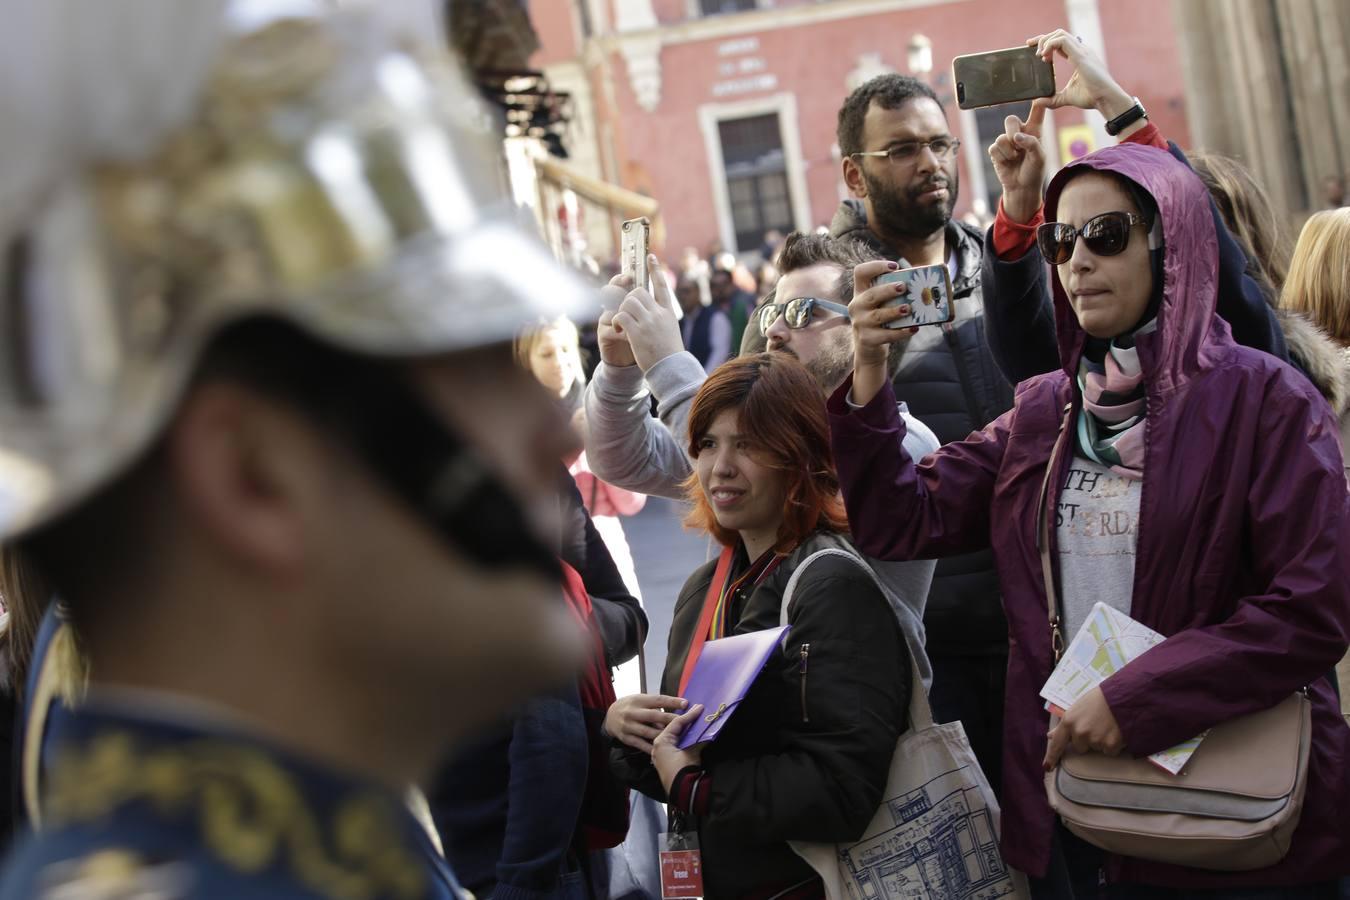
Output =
[{"x1": 845, "y1": 259, "x2": 919, "y2": 408}]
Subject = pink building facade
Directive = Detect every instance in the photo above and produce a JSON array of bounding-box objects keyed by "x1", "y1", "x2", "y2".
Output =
[{"x1": 532, "y1": 0, "x2": 1192, "y2": 261}]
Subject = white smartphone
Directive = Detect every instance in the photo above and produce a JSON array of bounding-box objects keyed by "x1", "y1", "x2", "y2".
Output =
[{"x1": 876, "y1": 263, "x2": 954, "y2": 328}]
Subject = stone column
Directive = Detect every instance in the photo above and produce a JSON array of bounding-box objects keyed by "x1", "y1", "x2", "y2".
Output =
[{"x1": 1173, "y1": 0, "x2": 1350, "y2": 220}]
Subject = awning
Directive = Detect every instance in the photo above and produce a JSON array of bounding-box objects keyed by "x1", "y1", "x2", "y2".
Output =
[{"x1": 535, "y1": 156, "x2": 665, "y2": 246}]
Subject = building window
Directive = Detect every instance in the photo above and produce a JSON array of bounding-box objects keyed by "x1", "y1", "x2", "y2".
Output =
[
  {"x1": 973, "y1": 100, "x2": 1033, "y2": 216},
  {"x1": 699, "y1": 0, "x2": 758, "y2": 16},
  {"x1": 718, "y1": 113, "x2": 793, "y2": 252}
]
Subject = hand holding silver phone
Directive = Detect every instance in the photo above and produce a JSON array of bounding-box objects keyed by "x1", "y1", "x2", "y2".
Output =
[{"x1": 620, "y1": 217, "x2": 651, "y2": 292}]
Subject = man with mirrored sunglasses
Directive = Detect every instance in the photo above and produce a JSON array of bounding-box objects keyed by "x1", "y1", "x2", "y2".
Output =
[{"x1": 757, "y1": 296, "x2": 852, "y2": 331}]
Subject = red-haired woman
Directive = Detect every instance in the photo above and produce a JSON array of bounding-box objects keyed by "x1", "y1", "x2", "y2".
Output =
[{"x1": 606, "y1": 353, "x2": 912, "y2": 899}]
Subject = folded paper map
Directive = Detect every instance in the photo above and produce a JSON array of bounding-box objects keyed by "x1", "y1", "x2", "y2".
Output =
[{"x1": 1040, "y1": 603, "x2": 1206, "y2": 774}]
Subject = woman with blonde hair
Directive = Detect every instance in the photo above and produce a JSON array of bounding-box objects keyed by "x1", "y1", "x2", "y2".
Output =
[
  {"x1": 1281, "y1": 207, "x2": 1350, "y2": 717},
  {"x1": 516, "y1": 317, "x2": 588, "y2": 413},
  {"x1": 1280, "y1": 207, "x2": 1350, "y2": 477},
  {"x1": 1282, "y1": 208, "x2": 1350, "y2": 351},
  {"x1": 517, "y1": 317, "x2": 647, "y2": 690}
]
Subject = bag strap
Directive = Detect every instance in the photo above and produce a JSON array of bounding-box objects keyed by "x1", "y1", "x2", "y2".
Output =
[
  {"x1": 1036, "y1": 403, "x2": 1074, "y2": 664},
  {"x1": 778, "y1": 546, "x2": 932, "y2": 731},
  {"x1": 678, "y1": 545, "x2": 736, "y2": 696}
]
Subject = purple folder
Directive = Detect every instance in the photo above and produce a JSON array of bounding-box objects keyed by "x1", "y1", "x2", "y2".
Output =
[{"x1": 676, "y1": 625, "x2": 791, "y2": 749}]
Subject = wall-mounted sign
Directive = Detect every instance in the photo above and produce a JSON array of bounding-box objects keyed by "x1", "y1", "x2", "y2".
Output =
[
  {"x1": 719, "y1": 57, "x2": 766, "y2": 76},
  {"x1": 712, "y1": 74, "x2": 778, "y2": 97},
  {"x1": 1059, "y1": 124, "x2": 1096, "y2": 162},
  {"x1": 713, "y1": 33, "x2": 773, "y2": 98},
  {"x1": 717, "y1": 37, "x2": 759, "y2": 56}
]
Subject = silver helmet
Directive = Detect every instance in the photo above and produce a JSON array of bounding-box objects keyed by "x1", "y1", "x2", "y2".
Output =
[{"x1": 0, "y1": 0, "x2": 598, "y2": 540}]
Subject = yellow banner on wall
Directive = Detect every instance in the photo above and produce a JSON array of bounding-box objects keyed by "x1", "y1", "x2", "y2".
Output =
[{"x1": 1059, "y1": 125, "x2": 1097, "y2": 163}]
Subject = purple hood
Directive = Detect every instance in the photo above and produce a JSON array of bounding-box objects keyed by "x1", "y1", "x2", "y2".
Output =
[{"x1": 1045, "y1": 142, "x2": 1225, "y2": 390}]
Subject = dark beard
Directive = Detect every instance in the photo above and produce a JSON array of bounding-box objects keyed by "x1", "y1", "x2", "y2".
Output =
[{"x1": 863, "y1": 167, "x2": 959, "y2": 241}]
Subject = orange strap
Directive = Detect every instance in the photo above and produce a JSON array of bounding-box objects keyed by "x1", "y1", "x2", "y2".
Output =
[
  {"x1": 677, "y1": 546, "x2": 735, "y2": 696},
  {"x1": 560, "y1": 560, "x2": 592, "y2": 624}
]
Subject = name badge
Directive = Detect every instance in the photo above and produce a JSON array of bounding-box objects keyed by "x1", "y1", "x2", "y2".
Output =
[{"x1": 659, "y1": 831, "x2": 704, "y2": 899}]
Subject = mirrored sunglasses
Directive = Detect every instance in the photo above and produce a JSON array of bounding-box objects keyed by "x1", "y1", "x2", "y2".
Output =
[{"x1": 757, "y1": 297, "x2": 851, "y2": 332}]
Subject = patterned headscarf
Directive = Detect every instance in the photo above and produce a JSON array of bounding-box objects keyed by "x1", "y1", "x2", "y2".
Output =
[{"x1": 1075, "y1": 183, "x2": 1165, "y2": 480}]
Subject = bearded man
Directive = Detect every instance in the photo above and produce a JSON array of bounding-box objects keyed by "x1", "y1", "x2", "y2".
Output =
[{"x1": 832, "y1": 73, "x2": 1014, "y2": 795}]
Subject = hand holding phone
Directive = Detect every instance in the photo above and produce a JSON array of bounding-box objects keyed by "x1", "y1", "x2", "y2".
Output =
[
  {"x1": 847, "y1": 260, "x2": 917, "y2": 409},
  {"x1": 597, "y1": 269, "x2": 638, "y2": 369},
  {"x1": 953, "y1": 45, "x2": 1054, "y2": 110},
  {"x1": 1025, "y1": 30, "x2": 1139, "y2": 127},
  {"x1": 612, "y1": 254, "x2": 686, "y2": 373},
  {"x1": 875, "y1": 264, "x2": 954, "y2": 328}
]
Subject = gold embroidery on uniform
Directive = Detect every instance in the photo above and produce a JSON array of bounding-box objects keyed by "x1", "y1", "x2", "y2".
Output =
[
  {"x1": 45, "y1": 733, "x2": 426, "y2": 900},
  {"x1": 39, "y1": 848, "x2": 196, "y2": 899}
]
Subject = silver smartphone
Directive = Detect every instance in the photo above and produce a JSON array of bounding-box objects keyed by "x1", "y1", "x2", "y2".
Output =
[
  {"x1": 620, "y1": 217, "x2": 651, "y2": 292},
  {"x1": 876, "y1": 264, "x2": 954, "y2": 328},
  {"x1": 953, "y1": 45, "x2": 1055, "y2": 110}
]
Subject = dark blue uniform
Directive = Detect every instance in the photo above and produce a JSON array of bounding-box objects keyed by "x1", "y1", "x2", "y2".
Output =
[{"x1": 0, "y1": 694, "x2": 464, "y2": 899}]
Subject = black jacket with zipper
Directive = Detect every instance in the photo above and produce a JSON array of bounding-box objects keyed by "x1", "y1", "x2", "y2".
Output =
[
  {"x1": 831, "y1": 202, "x2": 1014, "y2": 654},
  {"x1": 610, "y1": 532, "x2": 911, "y2": 899}
]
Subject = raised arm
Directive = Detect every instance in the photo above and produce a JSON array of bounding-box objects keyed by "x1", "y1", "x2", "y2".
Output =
[
  {"x1": 832, "y1": 260, "x2": 1011, "y2": 561},
  {"x1": 981, "y1": 224, "x2": 1060, "y2": 384},
  {"x1": 583, "y1": 268, "x2": 702, "y2": 499},
  {"x1": 982, "y1": 30, "x2": 1292, "y2": 386}
]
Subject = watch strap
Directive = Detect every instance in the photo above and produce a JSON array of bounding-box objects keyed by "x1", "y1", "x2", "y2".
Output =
[{"x1": 1105, "y1": 97, "x2": 1147, "y2": 136}]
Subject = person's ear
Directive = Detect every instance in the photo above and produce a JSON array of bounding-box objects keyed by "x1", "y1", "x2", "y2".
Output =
[
  {"x1": 842, "y1": 155, "x2": 867, "y2": 199},
  {"x1": 165, "y1": 382, "x2": 312, "y2": 581}
]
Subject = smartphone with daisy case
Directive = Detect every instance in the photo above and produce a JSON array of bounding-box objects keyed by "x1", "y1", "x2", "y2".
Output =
[{"x1": 877, "y1": 263, "x2": 954, "y2": 328}]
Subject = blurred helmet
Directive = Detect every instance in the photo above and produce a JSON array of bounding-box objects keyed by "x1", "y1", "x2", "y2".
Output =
[{"x1": 0, "y1": 0, "x2": 596, "y2": 540}]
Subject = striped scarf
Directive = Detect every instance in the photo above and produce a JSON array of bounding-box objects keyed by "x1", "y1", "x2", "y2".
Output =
[{"x1": 1076, "y1": 322, "x2": 1155, "y2": 480}]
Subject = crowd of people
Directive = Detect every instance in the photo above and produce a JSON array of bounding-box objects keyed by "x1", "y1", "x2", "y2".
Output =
[{"x1": 0, "y1": 3, "x2": 1346, "y2": 900}]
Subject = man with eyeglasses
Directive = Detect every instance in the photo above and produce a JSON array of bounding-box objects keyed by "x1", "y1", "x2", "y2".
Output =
[
  {"x1": 583, "y1": 232, "x2": 941, "y2": 687},
  {"x1": 832, "y1": 73, "x2": 1015, "y2": 797}
]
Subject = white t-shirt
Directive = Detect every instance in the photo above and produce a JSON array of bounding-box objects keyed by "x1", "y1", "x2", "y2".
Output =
[{"x1": 1055, "y1": 456, "x2": 1142, "y2": 642}]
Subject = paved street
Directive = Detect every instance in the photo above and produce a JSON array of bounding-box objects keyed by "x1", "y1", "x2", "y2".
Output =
[{"x1": 618, "y1": 495, "x2": 715, "y2": 692}]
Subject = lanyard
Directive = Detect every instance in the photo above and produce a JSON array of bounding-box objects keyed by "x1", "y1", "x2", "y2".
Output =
[
  {"x1": 709, "y1": 551, "x2": 782, "y2": 640},
  {"x1": 677, "y1": 545, "x2": 783, "y2": 696}
]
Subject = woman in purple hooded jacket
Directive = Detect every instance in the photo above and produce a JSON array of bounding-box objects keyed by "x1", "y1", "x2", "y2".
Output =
[{"x1": 827, "y1": 140, "x2": 1350, "y2": 899}]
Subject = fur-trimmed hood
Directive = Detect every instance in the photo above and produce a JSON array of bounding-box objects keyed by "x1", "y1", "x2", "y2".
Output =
[{"x1": 1280, "y1": 310, "x2": 1350, "y2": 417}]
